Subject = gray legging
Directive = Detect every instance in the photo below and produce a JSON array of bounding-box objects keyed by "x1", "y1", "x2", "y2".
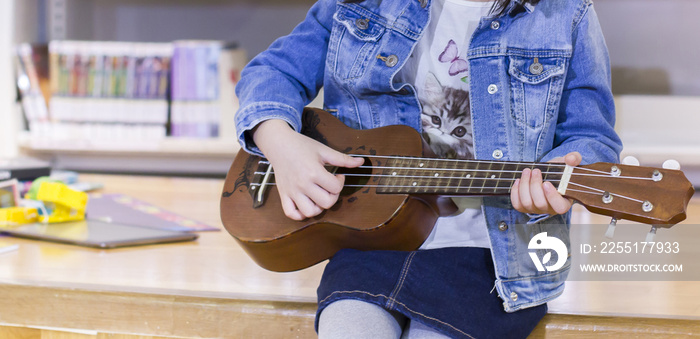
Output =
[{"x1": 318, "y1": 299, "x2": 452, "y2": 338}]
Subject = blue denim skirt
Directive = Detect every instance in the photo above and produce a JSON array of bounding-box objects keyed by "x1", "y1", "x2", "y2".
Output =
[{"x1": 316, "y1": 247, "x2": 547, "y2": 338}]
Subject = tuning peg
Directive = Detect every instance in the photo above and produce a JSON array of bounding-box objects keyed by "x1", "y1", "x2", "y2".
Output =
[
  {"x1": 662, "y1": 159, "x2": 681, "y2": 170},
  {"x1": 604, "y1": 218, "x2": 617, "y2": 239},
  {"x1": 622, "y1": 156, "x2": 640, "y2": 166},
  {"x1": 645, "y1": 226, "x2": 658, "y2": 242}
]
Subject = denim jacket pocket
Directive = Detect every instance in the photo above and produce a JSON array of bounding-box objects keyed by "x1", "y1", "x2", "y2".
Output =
[
  {"x1": 508, "y1": 55, "x2": 567, "y2": 129},
  {"x1": 330, "y1": 5, "x2": 387, "y2": 80}
]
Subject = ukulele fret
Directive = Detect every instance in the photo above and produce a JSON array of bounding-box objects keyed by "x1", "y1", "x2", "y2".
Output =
[{"x1": 480, "y1": 161, "x2": 494, "y2": 195}]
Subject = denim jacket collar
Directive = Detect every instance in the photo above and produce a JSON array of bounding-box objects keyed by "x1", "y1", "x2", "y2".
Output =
[{"x1": 512, "y1": 0, "x2": 536, "y2": 14}]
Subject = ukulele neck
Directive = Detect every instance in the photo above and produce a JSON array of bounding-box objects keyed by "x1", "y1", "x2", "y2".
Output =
[{"x1": 376, "y1": 157, "x2": 568, "y2": 196}]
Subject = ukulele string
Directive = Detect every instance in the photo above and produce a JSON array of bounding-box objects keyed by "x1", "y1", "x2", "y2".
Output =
[
  {"x1": 254, "y1": 157, "x2": 653, "y2": 204},
  {"x1": 260, "y1": 155, "x2": 616, "y2": 177},
  {"x1": 353, "y1": 166, "x2": 654, "y2": 181},
  {"x1": 566, "y1": 181, "x2": 644, "y2": 203},
  {"x1": 253, "y1": 166, "x2": 654, "y2": 182},
  {"x1": 345, "y1": 154, "x2": 617, "y2": 176},
  {"x1": 248, "y1": 180, "x2": 644, "y2": 204}
]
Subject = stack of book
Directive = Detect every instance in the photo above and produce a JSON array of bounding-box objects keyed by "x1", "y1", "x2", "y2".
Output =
[
  {"x1": 171, "y1": 41, "x2": 220, "y2": 138},
  {"x1": 15, "y1": 40, "x2": 247, "y2": 146},
  {"x1": 47, "y1": 41, "x2": 172, "y2": 141}
]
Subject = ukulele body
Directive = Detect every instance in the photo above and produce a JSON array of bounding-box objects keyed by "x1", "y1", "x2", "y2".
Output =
[{"x1": 220, "y1": 108, "x2": 443, "y2": 272}]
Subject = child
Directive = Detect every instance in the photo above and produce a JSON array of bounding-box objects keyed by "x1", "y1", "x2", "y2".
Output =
[{"x1": 235, "y1": 0, "x2": 622, "y2": 337}]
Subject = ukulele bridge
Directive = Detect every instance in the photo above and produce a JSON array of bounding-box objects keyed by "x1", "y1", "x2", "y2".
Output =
[{"x1": 250, "y1": 160, "x2": 274, "y2": 208}]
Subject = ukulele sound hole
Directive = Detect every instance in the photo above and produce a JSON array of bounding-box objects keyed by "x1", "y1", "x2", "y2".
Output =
[{"x1": 336, "y1": 157, "x2": 372, "y2": 196}]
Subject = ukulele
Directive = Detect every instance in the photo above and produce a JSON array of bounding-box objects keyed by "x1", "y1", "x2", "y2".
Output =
[{"x1": 220, "y1": 108, "x2": 694, "y2": 272}]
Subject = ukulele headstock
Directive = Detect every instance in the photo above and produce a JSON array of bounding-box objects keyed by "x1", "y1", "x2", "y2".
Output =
[{"x1": 563, "y1": 162, "x2": 694, "y2": 226}]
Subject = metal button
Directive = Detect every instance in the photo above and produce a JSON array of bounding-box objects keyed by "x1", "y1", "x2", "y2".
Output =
[
  {"x1": 510, "y1": 292, "x2": 518, "y2": 301},
  {"x1": 492, "y1": 149, "x2": 503, "y2": 159},
  {"x1": 498, "y1": 221, "x2": 508, "y2": 231},
  {"x1": 377, "y1": 54, "x2": 399, "y2": 67},
  {"x1": 487, "y1": 84, "x2": 498, "y2": 94},
  {"x1": 419, "y1": 0, "x2": 428, "y2": 8},
  {"x1": 355, "y1": 18, "x2": 369, "y2": 30},
  {"x1": 529, "y1": 57, "x2": 543, "y2": 75},
  {"x1": 491, "y1": 21, "x2": 500, "y2": 30}
]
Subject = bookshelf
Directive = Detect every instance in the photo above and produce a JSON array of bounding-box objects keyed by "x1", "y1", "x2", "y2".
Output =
[
  {"x1": 3, "y1": 0, "x2": 315, "y2": 176},
  {"x1": 5, "y1": 0, "x2": 700, "y2": 176}
]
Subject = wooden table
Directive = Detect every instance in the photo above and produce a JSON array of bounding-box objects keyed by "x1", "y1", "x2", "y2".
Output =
[{"x1": 0, "y1": 174, "x2": 698, "y2": 338}]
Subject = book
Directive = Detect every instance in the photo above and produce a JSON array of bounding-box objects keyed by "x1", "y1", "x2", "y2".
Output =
[
  {"x1": 15, "y1": 43, "x2": 50, "y2": 128},
  {"x1": 86, "y1": 193, "x2": 218, "y2": 232},
  {"x1": 170, "y1": 40, "x2": 247, "y2": 138}
]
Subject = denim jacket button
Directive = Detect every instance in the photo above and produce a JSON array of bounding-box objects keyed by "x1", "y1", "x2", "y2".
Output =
[
  {"x1": 491, "y1": 21, "x2": 501, "y2": 30},
  {"x1": 510, "y1": 292, "x2": 518, "y2": 301},
  {"x1": 487, "y1": 84, "x2": 498, "y2": 94},
  {"x1": 492, "y1": 149, "x2": 503, "y2": 159},
  {"x1": 498, "y1": 221, "x2": 508, "y2": 231},
  {"x1": 419, "y1": 0, "x2": 428, "y2": 8},
  {"x1": 529, "y1": 57, "x2": 543, "y2": 75},
  {"x1": 355, "y1": 18, "x2": 369, "y2": 30},
  {"x1": 384, "y1": 55, "x2": 399, "y2": 67}
]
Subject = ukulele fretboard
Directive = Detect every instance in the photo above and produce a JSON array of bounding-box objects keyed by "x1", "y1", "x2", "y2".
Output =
[{"x1": 375, "y1": 157, "x2": 565, "y2": 195}]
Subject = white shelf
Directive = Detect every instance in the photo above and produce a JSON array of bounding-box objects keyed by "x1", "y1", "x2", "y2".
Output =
[
  {"x1": 18, "y1": 132, "x2": 241, "y2": 176},
  {"x1": 18, "y1": 131, "x2": 240, "y2": 155}
]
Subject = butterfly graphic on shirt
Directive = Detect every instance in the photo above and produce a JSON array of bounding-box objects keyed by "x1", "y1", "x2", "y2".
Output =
[{"x1": 438, "y1": 39, "x2": 469, "y2": 81}]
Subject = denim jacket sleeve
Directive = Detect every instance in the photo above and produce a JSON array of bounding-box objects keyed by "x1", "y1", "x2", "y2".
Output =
[
  {"x1": 234, "y1": 0, "x2": 336, "y2": 156},
  {"x1": 539, "y1": 3, "x2": 622, "y2": 165}
]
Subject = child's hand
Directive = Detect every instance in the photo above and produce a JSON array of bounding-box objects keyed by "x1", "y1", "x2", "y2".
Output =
[
  {"x1": 510, "y1": 152, "x2": 582, "y2": 215},
  {"x1": 253, "y1": 119, "x2": 364, "y2": 221}
]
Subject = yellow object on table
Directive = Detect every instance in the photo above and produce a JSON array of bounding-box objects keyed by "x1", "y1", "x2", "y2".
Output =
[
  {"x1": 35, "y1": 181, "x2": 88, "y2": 223},
  {"x1": 0, "y1": 207, "x2": 38, "y2": 228}
]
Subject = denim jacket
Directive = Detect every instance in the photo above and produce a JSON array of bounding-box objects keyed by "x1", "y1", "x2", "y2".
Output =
[{"x1": 235, "y1": 0, "x2": 622, "y2": 312}]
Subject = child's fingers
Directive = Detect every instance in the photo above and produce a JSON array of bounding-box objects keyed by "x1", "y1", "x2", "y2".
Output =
[
  {"x1": 304, "y1": 184, "x2": 339, "y2": 210},
  {"x1": 280, "y1": 195, "x2": 304, "y2": 221},
  {"x1": 292, "y1": 192, "x2": 323, "y2": 219},
  {"x1": 564, "y1": 152, "x2": 582, "y2": 166},
  {"x1": 510, "y1": 179, "x2": 523, "y2": 211},
  {"x1": 312, "y1": 169, "x2": 344, "y2": 195},
  {"x1": 518, "y1": 168, "x2": 535, "y2": 212},
  {"x1": 543, "y1": 182, "x2": 572, "y2": 214},
  {"x1": 322, "y1": 148, "x2": 364, "y2": 168},
  {"x1": 529, "y1": 168, "x2": 549, "y2": 214}
]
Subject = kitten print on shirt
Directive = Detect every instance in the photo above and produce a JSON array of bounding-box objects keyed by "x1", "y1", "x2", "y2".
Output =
[{"x1": 420, "y1": 72, "x2": 475, "y2": 160}]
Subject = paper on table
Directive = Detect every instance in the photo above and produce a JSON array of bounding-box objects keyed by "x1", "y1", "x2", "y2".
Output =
[{"x1": 0, "y1": 240, "x2": 19, "y2": 255}]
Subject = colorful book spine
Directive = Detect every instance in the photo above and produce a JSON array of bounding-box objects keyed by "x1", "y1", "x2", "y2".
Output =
[
  {"x1": 47, "y1": 41, "x2": 172, "y2": 140},
  {"x1": 24, "y1": 40, "x2": 246, "y2": 143}
]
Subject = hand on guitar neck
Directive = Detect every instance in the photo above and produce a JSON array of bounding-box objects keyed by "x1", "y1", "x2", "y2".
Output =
[
  {"x1": 253, "y1": 118, "x2": 582, "y2": 221},
  {"x1": 253, "y1": 119, "x2": 364, "y2": 220},
  {"x1": 511, "y1": 152, "x2": 582, "y2": 215}
]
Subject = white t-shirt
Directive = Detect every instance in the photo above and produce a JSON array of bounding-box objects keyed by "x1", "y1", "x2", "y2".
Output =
[{"x1": 397, "y1": 0, "x2": 494, "y2": 249}]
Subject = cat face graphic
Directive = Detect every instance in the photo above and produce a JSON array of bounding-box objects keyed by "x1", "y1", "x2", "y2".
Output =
[{"x1": 420, "y1": 73, "x2": 475, "y2": 160}]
